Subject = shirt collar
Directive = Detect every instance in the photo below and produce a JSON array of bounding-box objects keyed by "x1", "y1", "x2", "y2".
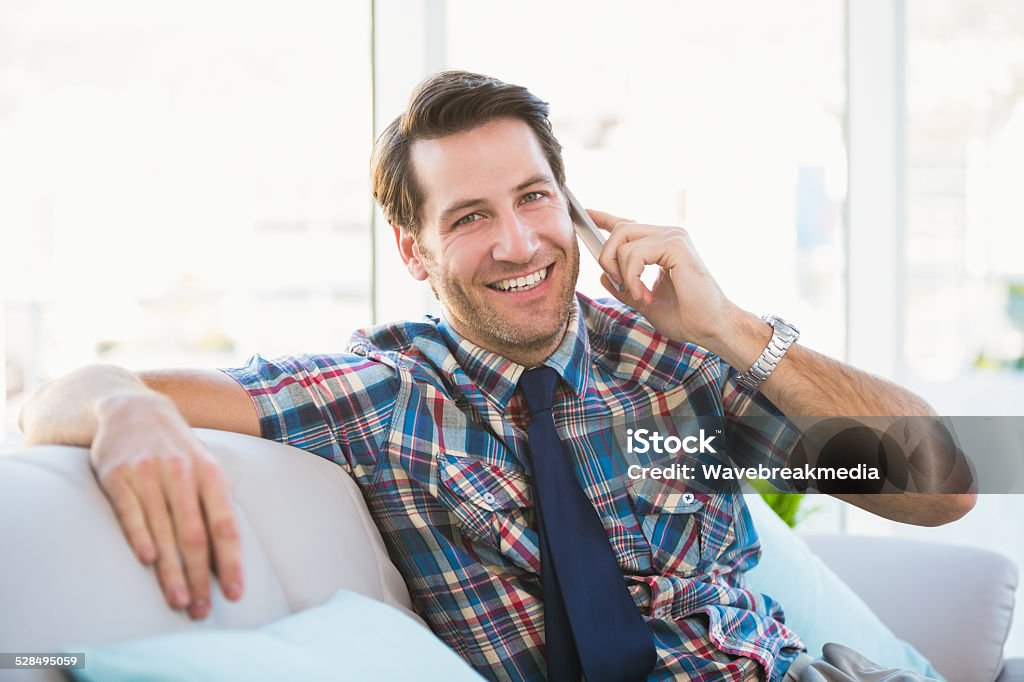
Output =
[{"x1": 434, "y1": 295, "x2": 592, "y2": 413}]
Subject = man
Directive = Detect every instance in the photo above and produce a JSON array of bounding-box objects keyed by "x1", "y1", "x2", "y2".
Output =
[{"x1": 20, "y1": 71, "x2": 973, "y2": 681}]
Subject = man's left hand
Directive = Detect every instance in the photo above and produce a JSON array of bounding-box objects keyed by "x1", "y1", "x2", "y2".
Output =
[{"x1": 588, "y1": 209, "x2": 743, "y2": 351}]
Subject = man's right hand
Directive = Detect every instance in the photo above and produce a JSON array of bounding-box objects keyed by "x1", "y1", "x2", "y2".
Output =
[{"x1": 91, "y1": 391, "x2": 244, "y2": 620}]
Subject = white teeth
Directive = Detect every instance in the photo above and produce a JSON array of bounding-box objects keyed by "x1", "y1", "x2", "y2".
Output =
[{"x1": 492, "y1": 267, "x2": 548, "y2": 292}]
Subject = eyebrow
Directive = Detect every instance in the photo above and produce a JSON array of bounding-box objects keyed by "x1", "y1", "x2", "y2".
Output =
[{"x1": 437, "y1": 173, "x2": 556, "y2": 226}]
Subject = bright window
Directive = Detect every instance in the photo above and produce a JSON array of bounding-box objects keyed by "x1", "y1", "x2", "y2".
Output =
[
  {"x1": 1, "y1": 1, "x2": 372, "y2": 440},
  {"x1": 904, "y1": 0, "x2": 1024, "y2": 387}
]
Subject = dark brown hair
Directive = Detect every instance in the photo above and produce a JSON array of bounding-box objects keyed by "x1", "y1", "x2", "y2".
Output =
[{"x1": 371, "y1": 70, "x2": 565, "y2": 235}]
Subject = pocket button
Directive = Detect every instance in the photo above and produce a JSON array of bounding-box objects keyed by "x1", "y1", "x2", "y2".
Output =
[
  {"x1": 682, "y1": 493, "x2": 695, "y2": 504},
  {"x1": 482, "y1": 491, "x2": 497, "y2": 506}
]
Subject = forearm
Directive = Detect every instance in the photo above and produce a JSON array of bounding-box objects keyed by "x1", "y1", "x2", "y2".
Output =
[
  {"x1": 764, "y1": 345, "x2": 934, "y2": 418},
  {"x1": 18, "y1": 364, "x2": 163, "y2": 446},
  {"x1": 708, "y1": 309, "x2": 974, "y2": 524},
  {"x1": 712, "y1": 308, "x2": 933, "y2": 417}
]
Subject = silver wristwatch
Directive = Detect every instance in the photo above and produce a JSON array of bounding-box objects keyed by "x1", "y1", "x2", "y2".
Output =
[{"x1": 735, "y1": 314, "x2": 800, "y2": 392}]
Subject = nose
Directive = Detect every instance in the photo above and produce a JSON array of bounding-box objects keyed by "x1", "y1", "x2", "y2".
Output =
[{"x1": 491, "y1": 213, "x2": 541, "y2": 264}]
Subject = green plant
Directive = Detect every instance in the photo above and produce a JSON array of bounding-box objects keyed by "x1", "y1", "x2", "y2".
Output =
[{"x1": 750, "y1": 479, "x2": 808, "y2": 528}]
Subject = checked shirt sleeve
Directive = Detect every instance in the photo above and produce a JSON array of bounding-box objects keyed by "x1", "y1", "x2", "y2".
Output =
[
  {"x1": 221, "y1": 353, "x2": 400, "y2": 483},
  {"x1": 718, "y1": 359, "x2": 803, "y2": 492}
]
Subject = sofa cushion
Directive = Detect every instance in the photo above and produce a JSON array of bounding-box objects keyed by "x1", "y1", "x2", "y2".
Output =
[
  {"x1": 68, "y1": 590, "x2": 483, "y2": 682},
  {"x1": 804, "y1": 532, "x2": 1019, "y2": 682},
  {"x1": 743, "y1": 493, "x2": 943, "y2": 678}
]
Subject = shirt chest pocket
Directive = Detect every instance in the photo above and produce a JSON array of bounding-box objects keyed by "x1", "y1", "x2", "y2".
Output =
[
  {"x1": 437, "y1": 452, "x2": 540, "y2": 574},
  {"x1": 629, "y1": 482, "x2": 708, "y2": 576}
]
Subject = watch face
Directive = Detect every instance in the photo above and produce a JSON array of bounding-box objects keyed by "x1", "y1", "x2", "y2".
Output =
[{"x1": 764, "y1": 315, "x2": 800, "y2": 338}]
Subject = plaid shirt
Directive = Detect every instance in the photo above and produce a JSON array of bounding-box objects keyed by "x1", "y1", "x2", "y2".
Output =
[{"x1": 224, "y1": 294, "x2": 805, "y2": 681}]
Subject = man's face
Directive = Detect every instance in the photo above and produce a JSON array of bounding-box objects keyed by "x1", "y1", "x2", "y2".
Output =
[{"x1": 403, "y1": 117, "x2": 579, "y2": 361}]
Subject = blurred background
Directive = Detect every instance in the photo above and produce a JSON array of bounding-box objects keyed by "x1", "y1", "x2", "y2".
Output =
[{"x1": 1, "y1": 0, "x2": 1022, "y2": 654}]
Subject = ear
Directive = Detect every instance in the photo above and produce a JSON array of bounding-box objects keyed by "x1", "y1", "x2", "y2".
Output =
[{"x1": 393, "y1": 224, "x2": 429, "y2": 281}]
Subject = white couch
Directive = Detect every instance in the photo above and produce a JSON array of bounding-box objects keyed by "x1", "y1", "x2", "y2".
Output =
[{"x1": 1, "y1": 429, "x2": 1020, "y2": 681}]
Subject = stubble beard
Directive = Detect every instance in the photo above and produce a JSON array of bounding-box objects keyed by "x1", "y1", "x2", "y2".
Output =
[{"x1": 422, "y1": 241, "x2": 581, "y2": 359}]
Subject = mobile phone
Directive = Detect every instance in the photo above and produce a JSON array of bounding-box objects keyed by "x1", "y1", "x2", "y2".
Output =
[
  {"x1": 565, "y1": 187, "x2": 605, "y2": 262},
  {"x1": 565, "y1": 186, "x2": 624, "y2": 292}
]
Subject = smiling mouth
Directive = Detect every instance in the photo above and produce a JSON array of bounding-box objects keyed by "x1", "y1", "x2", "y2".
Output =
[{"x1": 488, "y1": 265, "x2": 551, "y2": 293}]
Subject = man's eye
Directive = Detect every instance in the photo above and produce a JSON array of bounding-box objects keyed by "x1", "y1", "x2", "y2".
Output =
[
  {"x1": 521, "y1": 191, "x2": 545, "y2": 204},
  {"x1": 455, "y1": 212, "x2": 483, "y2": 227}
]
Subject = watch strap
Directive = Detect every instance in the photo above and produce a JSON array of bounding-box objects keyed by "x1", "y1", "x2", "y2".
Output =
[{"x1": 736, "y1": 315, "x2": 800, "y2": 392}]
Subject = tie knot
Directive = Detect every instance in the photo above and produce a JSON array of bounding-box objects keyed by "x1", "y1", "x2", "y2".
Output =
[{"x1": 519, "y1": 366, "x2": 560, "y2": 415}]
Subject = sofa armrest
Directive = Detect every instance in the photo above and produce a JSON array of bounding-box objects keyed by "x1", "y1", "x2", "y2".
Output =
[
  {"x1": 803, "y1": 533, "x2": 1018, "y2": 682},
  {"x1": 0, "y1": 430, "x2": 416, "y2": 681}
]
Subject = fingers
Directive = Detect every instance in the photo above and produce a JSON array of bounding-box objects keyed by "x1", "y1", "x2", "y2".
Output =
[
  {"x1": 197, "y1": 458, "x2": 244, "y2": 603},
  {"x1": 163, "y1": 456, "x2": 212, "y2": 620},
  {"x1": 585, "y1": 208, "x2": 665, "y2": 297},
  {"x1": 598, "y1": 222, "x2": 682, "y2": 303},
  {"x1": 585, "y1": 208, "x2": 634, "y2": 232},
  {"x1": 102, "y1": 474, "x2": 156, "y2": 565},
  {"x1": 588, "y1": 210, "x2": 729, "y2": 346},
  {"x1": 618, "y1": 233, "x2": 681, "y2": 304},
  {"x1": 111, "y1": 452, "x2": 241, "y2": 619},
  {"x1": 91, "y1": 403, "x2": 242, "y2": 622},
  {"x1": 132, "y1": 459, "x2": 192, "y2": 613}
]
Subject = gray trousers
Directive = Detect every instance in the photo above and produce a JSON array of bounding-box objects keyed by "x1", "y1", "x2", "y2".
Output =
[{"x1": 782, "y1": 643, "x2": 941, "y2": 682}]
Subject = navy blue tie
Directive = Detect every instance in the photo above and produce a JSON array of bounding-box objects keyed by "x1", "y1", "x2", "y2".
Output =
[{"x1": 519, "y1": 366, "x2": 656, "y2": 682}]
